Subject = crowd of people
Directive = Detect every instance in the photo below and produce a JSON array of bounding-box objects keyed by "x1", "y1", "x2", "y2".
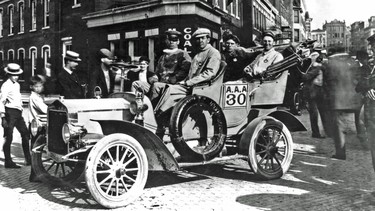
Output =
[{"x1": 2, "y1": 26, "x2": 375, "y2": 181}]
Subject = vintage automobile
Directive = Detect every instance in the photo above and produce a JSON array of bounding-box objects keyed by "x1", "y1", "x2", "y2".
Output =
[{"x1": 30, "y1": 45, "x2": 308, "y2": 208}]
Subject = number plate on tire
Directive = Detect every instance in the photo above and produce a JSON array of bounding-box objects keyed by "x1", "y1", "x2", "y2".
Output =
[{"x1": 224, "y1": 83, "x2": 248, "y2": 108}]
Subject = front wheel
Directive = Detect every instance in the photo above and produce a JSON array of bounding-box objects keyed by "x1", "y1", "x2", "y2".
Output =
[
  {"x1": 85, "y1": 133, "x2": 148, "y2": 209},
  {"x1": 31, "y1": 135, "x2": 86, "y2": 185},
  {"x1": 248, "y1": 119, "x2": 293, "y2": 180}
]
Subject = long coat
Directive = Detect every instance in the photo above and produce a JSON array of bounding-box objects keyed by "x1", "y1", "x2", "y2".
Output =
[
  {"x1": 325, "y1": 54, "x2": 363, "y2": 111},
  {"x1": 56, "y1": 69, "x2": 85, "y2": 99},
  {"x1": 88, "y1": 68, "x2": 116, "y2": 98}
]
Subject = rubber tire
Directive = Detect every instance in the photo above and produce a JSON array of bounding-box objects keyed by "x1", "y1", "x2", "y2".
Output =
[
  {"x1": 247, "y1": 119, "x2": 293, "y2": 180},
  {"x1": 85, "y1": 133, "x2": 148, "y2": 209},
  {"x1": 31, "y1": 135, "x2": 86, "y2": 186},
  {"x1": 170, "y1": 95, "x2": 227, "y2": 161}
]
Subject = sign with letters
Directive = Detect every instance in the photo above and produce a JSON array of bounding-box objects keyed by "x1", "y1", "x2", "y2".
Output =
[{"x1": 223, "y1": 84, "x2": 248, "y2": 108}]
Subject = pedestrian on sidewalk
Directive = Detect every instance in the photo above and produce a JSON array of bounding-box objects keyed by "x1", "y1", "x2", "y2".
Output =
[
  {"x1": 28, "y1": 75, "x2": 48, "y2": 181},
  {"x1": 0, "y1": 63, "x2": 31, "y2": 168}
]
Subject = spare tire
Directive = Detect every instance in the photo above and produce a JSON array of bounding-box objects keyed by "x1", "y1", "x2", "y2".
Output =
[{"x1": 169, "y1": 95, "x2": 227, "y2": 161}]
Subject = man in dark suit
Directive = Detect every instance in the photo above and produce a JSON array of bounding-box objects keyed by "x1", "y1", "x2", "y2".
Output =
[
  {"x1": 88, "y1": 48, "x2": 116, "y2": 98},
  {"x1": 56, "y1": 50, "x2": 85, "y2": 99}
]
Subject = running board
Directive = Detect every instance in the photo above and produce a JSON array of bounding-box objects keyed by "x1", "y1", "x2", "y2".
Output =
[{"x1": 178, "y1": 154, "x2": 248, "y2": 168}]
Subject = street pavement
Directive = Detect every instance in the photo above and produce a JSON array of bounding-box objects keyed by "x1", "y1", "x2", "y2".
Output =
[{"x1": 1, "y1": 109, "x2": 375, "y2": 211}]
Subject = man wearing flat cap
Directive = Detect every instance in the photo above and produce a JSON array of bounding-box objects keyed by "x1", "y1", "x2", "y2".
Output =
[
  {"x1": 57, "y1": 50, "x2": 85, "y2": 99},
  {"x1": 0, "y1": 63, "x2": 31, "y2": 168},
  {"x1": 154, "y1": 27, "x2": 221, "y2": 139},
  {"x1": 244, "y1": 30, "x2": 283, "y2": 77},
  {"x1": 88, "y1": 48, "x2": 116, "y2": 98},
  {"x1": 150, "y1": 30, "x2": 192, "y2": 105}
]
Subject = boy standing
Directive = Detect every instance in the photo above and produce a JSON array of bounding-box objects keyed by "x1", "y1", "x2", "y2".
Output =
[
  {"x1": 28, "y1": 75, "x2": 48, "y2": 181},
  {"x1": 0, "y1": 63, "x2": 31, "y2": 168}
]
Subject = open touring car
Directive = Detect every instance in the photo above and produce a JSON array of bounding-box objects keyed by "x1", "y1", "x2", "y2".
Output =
[{"x1": 30, "y1": 44, "x2": 308, "y2": 208}]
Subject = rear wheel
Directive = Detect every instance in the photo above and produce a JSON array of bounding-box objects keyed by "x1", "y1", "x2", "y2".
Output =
[
  {"x1": 31, "y1": 135, "x2": 86, "y2": 185},
  {"x1": 85, "y1": 133, "x2": 148, "y2": 209},
  {"x1": 170, "y1": 95, "x2": 227, "y2": 161},
  {"x1": 248, "y1": 119, "x2": 293, "y2": 180}
]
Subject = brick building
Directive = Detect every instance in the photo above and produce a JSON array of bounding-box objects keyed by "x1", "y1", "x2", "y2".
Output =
[
  {"x1": 311, "y1": 28, "x2": 326, "y2": 48},
  {"x1": 0, "y1": 0, "x2": 298, "y2": 93},
  {"x1": 324, "y1": 19, "x2": 348, "y2": 54}
]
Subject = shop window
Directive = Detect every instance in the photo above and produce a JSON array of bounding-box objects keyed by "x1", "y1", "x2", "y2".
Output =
[
  {"x1": 43, "y1": 0, "x2": 49, "y2": 28},
  {"x1": 133, "y1": 38, "x2": 148, "y2": 60},
  {"x1": 18, "y1": 1, "x2": 24, "y2": 33},
  {"x1": 8, "y1": 5, "x2": 14, "y2": 35}
]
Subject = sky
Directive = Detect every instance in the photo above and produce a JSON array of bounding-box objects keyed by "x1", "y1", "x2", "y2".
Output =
[{"x1": 305, "y1": 0, "x2": 375, "y2": 30}]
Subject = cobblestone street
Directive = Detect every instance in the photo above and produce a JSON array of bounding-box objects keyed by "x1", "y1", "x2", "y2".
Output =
[{"x1": 1, "y1": 110, "x2": 375, "y2": 211}]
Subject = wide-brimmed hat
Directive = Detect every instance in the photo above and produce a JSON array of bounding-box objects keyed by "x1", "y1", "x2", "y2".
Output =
[
  {"x1": 99, "y1": 48, "x2": 115, "y2": 59},
  {"x1": 64, "y1": 50, "x2": 81, "y2": 62},
  {"x1": 4, "y1": 63, "x2": 23, "y2": 75},
  {"x1": 192, "y1": 28, "x2": 211, "y2": 38}
]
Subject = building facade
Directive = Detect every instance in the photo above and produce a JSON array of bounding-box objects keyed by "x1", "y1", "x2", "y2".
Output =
[
  {"x1": 324, "y1": 19, "x2": 347, "y2": 54},
  {"x1": 311, "y1": 28, "x2": 326, "y2": 48},
  {"x1": 350, "y1": 21, "x2": 366, "y2": 54},
  {"x1": 292, "y1": 0, "x2": 308, "y2": 42},
  {"x1": 0, "y1": 0, "x2": 299, "y2": 92}
]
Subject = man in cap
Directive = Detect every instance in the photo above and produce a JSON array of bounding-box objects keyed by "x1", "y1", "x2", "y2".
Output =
[
  {"x1": 244, "y1": 30, "x2": 283, "y2": 77},
  {"x1": 302, "y1": 47, "x2": 331, "y2": 139},
  {"x1": 88, "y1": 48, "x2": 116, "y2": 98},
  {"x1": 57, "y1": 50, "x2": 85, "y2": 99},
  {"x1": 221, "y1": 33, "x2": 257, "y2": 82},
  {"x1": 154, "y1": 27, "x2": 221, "y2": 138},
  {"x1": 150, "y1": 30, "x2": 191, "y2": 105},
  {"x1": 0, "y1": 63, "x2": 31, "y2": 168}
]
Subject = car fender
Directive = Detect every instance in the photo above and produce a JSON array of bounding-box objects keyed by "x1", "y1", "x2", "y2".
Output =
[
  {"x1": 93, "y1": 119, "x2": 179, "y2": 172},
  {"x1": 238, "y1": 116, "x2": 283, "y2": 155},
  {"x1": 267, "y1": 110, "x2": 307, "y2": 132}
]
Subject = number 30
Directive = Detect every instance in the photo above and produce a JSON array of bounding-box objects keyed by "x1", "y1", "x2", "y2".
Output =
[{"x1": 226, "y1": 93, "x2": 246, "y2": 106}]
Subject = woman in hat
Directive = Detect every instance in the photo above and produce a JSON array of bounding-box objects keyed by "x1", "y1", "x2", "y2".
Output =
[{"x1": 0, "y1": 63, "x2": 31, "y2": 168}]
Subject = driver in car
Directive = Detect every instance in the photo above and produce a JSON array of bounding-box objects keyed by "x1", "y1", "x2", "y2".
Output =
[
  {"x1": 244, "y1": 30, "x2": 283, "y2": 77},
  {"x1": 154, "y1": 28, "x2": 221, "y2": 139}
]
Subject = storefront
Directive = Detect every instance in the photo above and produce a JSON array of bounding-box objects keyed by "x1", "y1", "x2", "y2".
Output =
[{"x1": 83, "y1": 1, "x2": 222, "y2": 72}]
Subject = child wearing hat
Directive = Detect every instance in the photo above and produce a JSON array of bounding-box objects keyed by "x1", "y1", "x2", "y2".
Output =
[{"x1": 0, "y1": 63, "x2": 31, "y2": 168}]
